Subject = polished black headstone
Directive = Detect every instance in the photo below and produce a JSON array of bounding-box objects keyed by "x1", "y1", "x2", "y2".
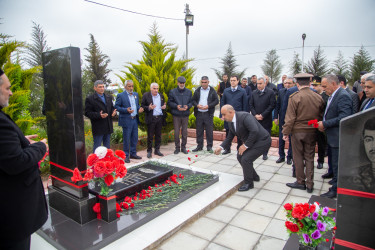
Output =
[
  {"x1": 43, "y1": 46, "x2": 87, "y2": 198},
  {"x1": 335, "y1": 108, "x2": 375, "y2": 249},
  {"x1": 37, "y1": 166, "x2": 219, "y2": 249}
]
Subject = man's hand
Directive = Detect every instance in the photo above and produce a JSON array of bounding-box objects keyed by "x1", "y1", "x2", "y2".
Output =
[
  {"x1": 25, "y1": 134, "x2": 38, "y2": 144},
  {"x1": 112, "y1": 109, "x2": 117, "y2": 117},
  {"x1": 139, "y1": 107, "x2": 144, "y2": 113},
  {"x1": 214, "y1": 147, "x2": 222, "y2": 155},
  {"x1": 238, "y1": 145, "x2": 247, "y2": 155},
  {"x1": 197, "y1": 104, "x2": 203, "y2": 109},
  {"x1": 40, "y1": 138, "x2": 49, "y2": 151},
  {"x1": 282, "y1": 135, "x2": 288, "y2": 141},
  {"x1": 255, "y1": 114, "x2": 262, "y2": 120},
  {"x1": 274, "y1": 119, "x2": 278, "y2": 125},
  {"x1": 183, "y1": 105, "x2": 188, "y2": 110},
  {"x1": 177, "y1": 105, "x2": 182, "y2": 111},
  {"x1": 100, "y1": 110, "x2": 108, "y2": 118},
  {"x1": 149, "y1": 103, "x2": 156, "y2": 110},
  {"x1": 161, "y1": 103, "x2": 166, "y2": 109},
  {"x1": 318, "y1": 121, "x2": 325, "y2": 132},
  {"x1": 127, "y1": 107, "x2": 134, "y2": 114}
]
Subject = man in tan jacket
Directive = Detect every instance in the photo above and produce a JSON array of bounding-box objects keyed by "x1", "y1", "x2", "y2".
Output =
[{"x1": 282, "y1": 73, "x2": 325, "y2": 193}]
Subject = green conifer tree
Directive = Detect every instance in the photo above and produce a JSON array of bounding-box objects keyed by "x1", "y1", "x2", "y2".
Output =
[
  {"x1": 261, "y1": 49, "x2": 283, "y2": 83},
  {"x1": 212, "y1": 42, "x2": 246, "y2": 80},
  {"x1": 348, "y1": 46, "x2": 375, "y2": 84},
  {"x1": 305, "y1": 46, "x2": 330, "y2": 76}
]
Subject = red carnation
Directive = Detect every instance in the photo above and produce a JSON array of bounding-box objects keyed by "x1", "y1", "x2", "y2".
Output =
[
  {"x1": 71, "y1": 168, "x2": 83, "y2": 182},
  {"x1": 87, "y1": 154, "x2": 99, "y2": 166},
  {"x1": 284, "y1": 203, "x2": 293, "y2": 211},
  {"x1": 115, "y1": 150, "x2": 126, "y2": 159},
  {"x1": 188, "y1": 157, "x2": 191, "y2": 161},
  {"x1": 116, "y1": 164, "x2": 127, "y2": 178},
  {"x1": 94, "y1": 161, "x2": 106, "y2": 176},
  {"x1": 105, "y1": 161, "x2": 115, "y2": 175},
  {"x1": 116, "y1": 213, "x2": 120, "y2": 218},
  {"x1": 309, "y1": 204, "x2": 316, "y2": 213},
  {"x1": 93, "y1": 203, "x2": 101, "y2": 219},
  {"x1": 292, "y1": 203, "x2": 309, "y2": 220},
  {"x1": 104, "y1": 174, "x2": 114, "y2": 186},
  {"x1": 285, "y1": 221, "x2": 299, "y2": 232},
  {"x1": 195, "y1": 155, "x2": 198, "y2": 157},
  {"x1": 116, "y1": 202, "x2": 122, "y2": 212},
  {"x1": 187, "y1": 149, "x2": 190, "y2": 152},
  {"x1": 106, "y1": 149, "x2": 114, "y2": 158},
  {"x1": 130, "y1": 203, "x2": 134, "y2": 208},
  {"x1": 124, "y1": 196, "x2": 132, "y2": 203},
  {"x1": 326, "y1": 239, "x2": 329, "y2": 242},
  {"x1": 123, "y1": 203, "x2": 129, "y2": 209},
  {"x1": 83, "y1": 169, "x2": 94, "y2": 181}
]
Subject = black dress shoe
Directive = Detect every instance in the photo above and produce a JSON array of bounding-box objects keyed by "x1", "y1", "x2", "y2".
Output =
[
  {"x1": 286, "y1": 182, "x2": 306, "y2": 190},
  {"x1": 322, "y1": 173, "x2": 334, "y2": 179},
  {"x1": 253, "y1": 175, "x2": 260, "y2": 182},
  {"x1": 328, "y1": 179, "x2": 334, "y2": 185},
  {"x1": 207, "y1": 147, "x2": 213, "y2": 152},
  {"x1": 287, "y1": 158, "x2": 292, "y2": 165},
  {"x1": 238, "y1": 183, "x2": 254, "y2": 191},
  {"x1": 147, "y1": 152, "x2": 152, "y2": 158},
  {"x1": 307, "y1": 187, "x2": 313, "y2": 193},
  {"x1": 154, "y1": 150, "x2": 164, "y2": 156},
  {"x1": 317, "y1": 162, "x2": 323, "y2": 169},
  {"x1": 192, "y1": 147, "x2": 203, "y2": 152},
  {"x1": 174, "y1": 149, "x2": 180, "y2": 154},
  {"x1": 320, "y1": 189, "x2": 337, "y2": 199},
  {"x1": 125, "y1": 157, "x2": 130, "y2": 163},
  {"x1": 181, "y1": 148, "x2": 188, "y2": 154},
  {"x1": 262, "y1": 155, "x2": 268, "y2": 160},
  {"x1": 276, "y1": 158, "x2": 285, "y2": 163},
  {"x1": 130, "y1": 155, "x2": 142, "y2": 159},
  {"x1": 222, "y1": 149, "x2": 231, "y2": 155}
]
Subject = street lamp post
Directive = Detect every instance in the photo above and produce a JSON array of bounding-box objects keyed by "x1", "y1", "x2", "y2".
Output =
[
  {"x1": 184, "y1": 4, "x2": 194, "y2": 68},
  {"x1": 301, "y1": 33, "x2": 306, "y2": 73}
]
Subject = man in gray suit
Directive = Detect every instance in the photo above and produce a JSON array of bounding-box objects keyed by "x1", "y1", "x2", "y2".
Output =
[
  {"x1": 360, "y1": 74, "x2": 375, "y2": 111},
  {"x1": 337, "y1": 75, "x2": 359, "y2": 113},
  {"x1": 214, "y1": 105, "x2": 271, "y2": 191}
]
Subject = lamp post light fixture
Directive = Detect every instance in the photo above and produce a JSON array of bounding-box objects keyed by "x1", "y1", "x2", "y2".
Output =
[
  {"x1": 184, "y1": 4, "x2": 193, "y2": 68},
  {"x1": 301, "y1": 33, "x2": 306, "y2": 73}
]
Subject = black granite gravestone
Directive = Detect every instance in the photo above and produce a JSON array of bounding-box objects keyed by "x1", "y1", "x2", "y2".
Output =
[
  {"x1": 335, "y1": 107, "x2": 375, "y2": 249},
  {"x1": 43, "y1": 47, "x2": 96, "y2": 224}
]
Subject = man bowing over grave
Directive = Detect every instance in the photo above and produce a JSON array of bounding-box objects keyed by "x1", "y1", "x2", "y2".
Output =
[
  {"x1": 115, "y1": 80, "x2": 144, "y2": 163},
  {"x1": 215, "y1": 105, "x2": 271, "y2": 191},
  {"x1": 85, "y1": 80, "x2": 117, "y2": 152},
  {"x1": 0, "y1": 69, "x2": 49, "y2": 249}
]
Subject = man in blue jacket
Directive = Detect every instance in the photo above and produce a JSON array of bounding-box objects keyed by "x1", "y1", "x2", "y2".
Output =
[
  {"x1": 168, "y1": 76, "x2": 192, "y2": 154},
  {"x1": 115, "y1": 80, "x2": 144, "y2": 163}
]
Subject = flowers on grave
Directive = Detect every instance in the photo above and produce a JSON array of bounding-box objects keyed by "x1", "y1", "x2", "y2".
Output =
[
  {"x1": 71, "y1": 146, "x2": 127, "y2": 196},
  {"x1": 284, "y1": 202, "x2": 336, "y2": 247},
  {"x1": 308, "y1": 119, "x2": 319, "y2": 128}
]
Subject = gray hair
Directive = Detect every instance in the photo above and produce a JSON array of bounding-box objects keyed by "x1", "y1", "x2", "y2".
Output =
[
  {"x1": 94, "y1": 80, "x2": 105, "y2": 87},
  {"x1": 286, "y1": 75, "x2": 296, "y2": 83},
  {"x1": 124, "y1": 80, "x2": 133, "y2": 87},
  {"x1": 323, "y1": 74, "x2": 339, "y2": 85},
  {"x1": 363, "y1": 73, "x2": 375, "y2": 81},
  {"x1": 257, "y1": 77, "x2": 265, "y2": 82},
  {"x1": 366, "y1": 75, "x2": 375, "y2": 84},
  {"x1": 150, "y1": 82, "x2": 159, "y2": 88}
]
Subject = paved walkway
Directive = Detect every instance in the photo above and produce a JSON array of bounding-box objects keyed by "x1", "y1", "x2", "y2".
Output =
[{"x1": 42, "y1": 137, "x2": 331, "y2": 250}]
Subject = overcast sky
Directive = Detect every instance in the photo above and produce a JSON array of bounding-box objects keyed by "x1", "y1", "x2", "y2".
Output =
[{"x1": 2, "y1": 0, "x2": 375, "y2": 86}]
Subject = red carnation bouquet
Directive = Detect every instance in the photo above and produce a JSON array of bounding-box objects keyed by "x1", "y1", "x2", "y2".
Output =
[{"x1": 71, "y1": 146, "x2": 127, "y2": 196}]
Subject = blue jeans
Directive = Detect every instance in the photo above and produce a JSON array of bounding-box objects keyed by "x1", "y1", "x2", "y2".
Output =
[
  {"x1": 122, "y1": 118, "x2": 138, "y2": 157},
  {"x1": 93, "y1": 134, "x2": 111, "y2": 153}
]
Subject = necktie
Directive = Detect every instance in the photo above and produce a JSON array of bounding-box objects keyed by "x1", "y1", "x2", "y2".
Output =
[
  {"x1": 365, "y1": 98, "x2": 374, "y2": 110},
  {"x1": 232, "y1": 88, "x2": 235, "y2": 92}
]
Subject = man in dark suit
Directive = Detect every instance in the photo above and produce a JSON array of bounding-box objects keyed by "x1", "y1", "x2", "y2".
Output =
[
  {"x1": 85, "y1": 80, "x2": 117, "y2": 152},
  {"x1": 337, "y1": 75, "x2": 360, "y2": 113},
  {"x1": 115, "y1": 80, "x2": 144, "y2": 163},
  {"x1": 318, "y1": 74, "x2": 352, "y2": 198},
  {"x1": 360, "y1": 74, "x2": 375, "y2": 111},
  {"x1": 220, "y1": 76, "x2": 248, "y2": 154},
  {"x1": 217, "y1": 74, "x2": 230, "y2": 100},
  {"x1": 192, "y1": 76, "x2": 219, "y2": 152},
  {"x1": 277, "y1": 74, "x2": 287, "y2": 91},
  {"x1": 273, "y1": 76, "x2": 295, "y2": 164},
  {"x1": 141, "y1": 82, "x2": 167, "y2": 158},
  {"x1": 248, "y1": 75, "x2": 257, "y2": 91},
  {"x1": 250, "y1": 76, "x2": 276, "y2": 160},
  {"x1": 240, "y1": 77, "x2": 253, "y2": 101},
  {"x1": 0, "y1": 69, "x2": 49, "y2": 249},
  {"x1": 214, "y1": 105, "x2": 271, "y2": 191}
]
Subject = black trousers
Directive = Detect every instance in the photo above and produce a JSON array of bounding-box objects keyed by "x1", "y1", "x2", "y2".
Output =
[
  {"x1": 196, "y1": 112, "x2": 214, "y2": 149},
  {"x1": 173, "y1": 116, "x2": 188, "y2": 150},
  {"x1": 3, "y1": 235, "x2": 31, "y2": 250},
  {"x1": 225, "y1": 129, "x2": 243, "y2": 150},
  {"x1": 237, "y1": 139, "x2": 271, "y2": 183},
  {"x1": 316, "y1": 131, "x2": 327, "y2": 163},
  {"x1": 147, "y1": 116, "x2": 163, "y2": 152}
]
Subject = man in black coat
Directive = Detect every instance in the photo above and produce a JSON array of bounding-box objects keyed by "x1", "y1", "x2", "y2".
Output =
[
  {"x1": 0, "y1": 69, "x2": 48, "y2": 249},
  {"x1": 85, "y1": 80, "x2": 117, "y2": 152},
  {"x1": 141, "y1": 82, "x2": 167, "y2": 158},
  {"x1": 214, "y1": 105, "x2": 271, "y2": 191},
  {"x1": 217, "y1": 74, "x2": 230, "y2": 100},
  {"x1": 250, "y1": 76, "x2": 276, "y2": 160},
  {"x1": 220, "y1": 76, "x2": 248, "y2": 155},
  {"x1": 338, "y1": 75, "x2": 360, "y2": 113},
  {"x1": 192, "y1": 76, "x2": 219, "y2": 152}
]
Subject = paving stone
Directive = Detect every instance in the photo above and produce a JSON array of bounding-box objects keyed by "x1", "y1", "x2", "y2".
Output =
[
  {"x1": 254, "y1": 189, "x2": 288, "y2": 204},
  {"x1": 254, "y1": 180, "x2": 267, "y2": 189},
  {"x1": 230, "y1": 210, "x2": 272, "y2": 234},
  {"x1": 263, "y1": 181, "x2": 291, "y2": 193},
  {"x1": 235, "y1": 188, "x2": 260, "y2": 199},
  {"x1": 213, "y1": 225, "x2": 261, "y2": 250},
  {"x1": 254, "y1": 235, "x2": 287, "y2": 250},
  {"x1": 205, "y1": 205, "x2": 239, "y2": 223},
  {"x1": 227, "y1": 167, "x2": 243, "y2": 176},
  {"x1": 205, "y1": 242, "x2": 231, "y2": 250},
  {"x1": 202, "y1": 155, "x2": 224, "y2": 163},
  {"x1": 263, "y1": 218, "x2": 289, "y2": 240},
  {"x1": 261, "y1": 160, "x2": 280, "y2": 167},
  {"x1": 270, "y1": 174, "x2": 296, "y2": 184},
  {"x1": 290, "y1": 187, "x2": 321, "y2": 198},
  {"x1": 283, "y1": 195, "x2": 309, "y2": 205},
  {"x1": 274, "y1": 205, "x2": 287, "y2": 220},
  {"x1": 159, "y1": 231, "x2": 209, "y2": 250},
  {"x1": 256, "y1": 165, "x2": 279, "y2": 173},
  {"x1": 208, "y1": 163, "x2": 235, "y2": 173},
  {"x1": 276, "y1": 167, "x2": 294, "y2": 176},
  {"x1": 256, "y1": 171, "x2": 274, "y2": 181},
  {"x1": 214, "y1": 158, "x2": 238, "y2": 167},
  {"x1": 222, "y1": 195, "x2": 250, "y2": 209},
  {"x1": 244, "y1": 199, "x2": 280, "y2": 217},
  {"x1": 183, "y1": 217, "x2": 226, "y2": 241},
  {"x1": 190, "y1": 161, "x2": 214, "y2": 169}
]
